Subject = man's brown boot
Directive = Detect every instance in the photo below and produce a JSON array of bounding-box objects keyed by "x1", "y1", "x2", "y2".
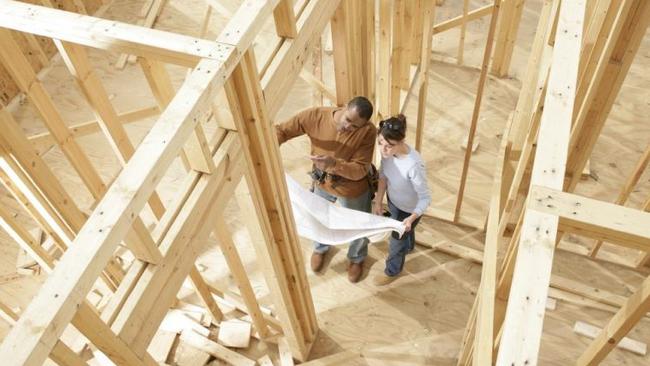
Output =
[
  {"x1": 347, "y1": 261, "x2": 364, "y2": 283},
  {"x1": 311, "y1": 252, "x2": 326, "y2": 273}
]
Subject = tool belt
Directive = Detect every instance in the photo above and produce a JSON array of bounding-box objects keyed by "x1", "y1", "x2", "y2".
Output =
[{"x1": 309, "y1": 164, "x2": 378, "y2": 198}]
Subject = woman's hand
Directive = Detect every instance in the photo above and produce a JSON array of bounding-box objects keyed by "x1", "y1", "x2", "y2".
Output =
[
  {"x1": 402, "y1": 215, "x2": 417, "y2": 232},
  {"x1": 372, "y1": 201, "x2": 383, "y2": 216}
]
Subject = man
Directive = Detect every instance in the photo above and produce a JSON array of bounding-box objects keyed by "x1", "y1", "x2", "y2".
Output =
[{"x1": 276, "y1": 96, "x2": 376, "y2": 283}]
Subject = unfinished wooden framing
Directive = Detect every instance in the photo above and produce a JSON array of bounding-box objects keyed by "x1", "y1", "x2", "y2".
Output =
[
  {"x1": 1, "y1": 0, "x2": 649, "y2": 364},
  {"x1": 0, "y1": 0, "x2": 344, "y2": 363},
  {"x1": 454, "y1": 0, "x2": 650, "y2": 364}
]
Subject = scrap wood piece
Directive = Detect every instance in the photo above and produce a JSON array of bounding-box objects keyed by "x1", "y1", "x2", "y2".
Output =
[
  {"x1": 573, "y1": 321, "x2": 647, "y2": 356},
  {"x1": 278, "y1": 337, "x2": 294, "y2": 366},
  {"x1": 174, "y1": 341, "x2": 211, "y2": 366},
  {"x1": 147, "y1": 329, "x2": 177, "y2": 363},
  {"x1": 160, "y1": 309, "x2": 210, "y2": 337},
  {"x1": 180, "y1": 329, "x2": 256, "y2": 366},
  {"x1": 205, "y1": 283, "x2": 284, "y2": 334},
  {"x1": 258, "y1": 354, "x2": 275, "y2": 366},
  {"x1": 217, "y1": 319, "x2": 252, "y2": 348}
]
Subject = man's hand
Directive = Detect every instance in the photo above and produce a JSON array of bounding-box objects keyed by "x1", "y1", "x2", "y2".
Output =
[{"x1": 309, "y1": 155, "x2": 336, "y2": 171}]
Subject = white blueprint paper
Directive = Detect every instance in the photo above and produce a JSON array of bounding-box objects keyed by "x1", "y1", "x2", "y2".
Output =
[{"x1": 285, "y1": 174, "x2": 405, "y2": 245}]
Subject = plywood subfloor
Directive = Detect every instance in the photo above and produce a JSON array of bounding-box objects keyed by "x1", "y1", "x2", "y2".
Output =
[{"x1": 1, "y1": 0, "x2": 649, "y2": 365}]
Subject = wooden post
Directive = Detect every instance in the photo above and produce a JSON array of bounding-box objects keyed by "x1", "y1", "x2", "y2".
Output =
[
  {"x1": 457, "y1": 0, "x2": 469, "y2": 64},
  {"x1": 376, "y1": 0, "x2": 391, "y2": 119},
  {"x1": 225, "y1": 50, "x2": 317, "y2": 361},
  {"x1": 490, "y1": 0, "x2": 525, "y2": 77},
  {"x1": 331, "y1": 1, "x2": 351, "y2": 105},
  {"x1": 496, "y1": 2, "x2": 585, "y2": 364},
  {"x1": 414, "y1": 0, "x2": 436, "y2": 152},
  {"x1": 389, "y1": 0, "x2": 405, "y2": 115},
  {"x1": 472, "y1": 122, "x2": 512, "y2": 364},
  {"x1": 574, "y1": 0, "x2": 621, "y2": 120}
]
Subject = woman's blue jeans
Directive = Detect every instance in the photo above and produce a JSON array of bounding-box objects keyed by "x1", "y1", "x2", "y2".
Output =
[{"x1": 385, "y1": 199, "x2": 421, "y2": 276}]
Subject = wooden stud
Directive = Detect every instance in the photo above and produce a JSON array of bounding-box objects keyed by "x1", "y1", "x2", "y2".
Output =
[
  {"x1": 226, "y1": 49, "x2": 317, "y2": 361},
  {"x1": 398, "y1": 0, "x2": 414, "y2": 90},
  {"x1": 389, "y1": 0, "x2": 405, "y2": 115},
  {"x1": 414, "y1": 0, "x2": 436, "y2": 152},
  {"x1": 188, "y1": 267, "x2": 224, "y2": 323},
  {"x1": 453, "y1": 0, "x2": 501, "y2": 221},
  {"x1": 574, "y1": 0, "x2": 622, "y2": 119},
  {"x1": 432, "y1": 4, "x2": 494, "y2": 35},
  {"x1": 457, "y1": 0, "x2": 469, "y2": 65},
  {"x1": 490, "y1": 0, "x2": 525, "y2": 77},
  {"x1": 331, "y1": 1, "x2": 350, "y2": 105},
  {"x1": 472, "y1": 120, "x2": 512, "y2": 364},
  {"x1": 376, "y1": 0, "x2": 391, "y2": 119},
  {"x1": 508, "y1": 0, "x2": 559, "y2": 155}
]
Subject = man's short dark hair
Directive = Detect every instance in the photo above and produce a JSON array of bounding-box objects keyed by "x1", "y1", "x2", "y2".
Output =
[{"x1": 347, "y1": 96, "x2": 373, "y2": 120}]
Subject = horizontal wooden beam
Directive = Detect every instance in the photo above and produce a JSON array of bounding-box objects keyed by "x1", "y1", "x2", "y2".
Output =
[
  {"x1": 28, "y1": 105, "x2": 161, "y2": 153},
  {"x1": 432, "y1": 4, "x2": 494, "y2": 35},
  {"x1": 0, "y1": 0, "x2": 232, "y2": 67},
  {"x1": 529, "y1": 185, "x2": 650, "y2": 252}
]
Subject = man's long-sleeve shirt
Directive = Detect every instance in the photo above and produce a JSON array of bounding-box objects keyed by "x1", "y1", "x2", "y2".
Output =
[{"x1": 276, "y1": 107, "x2": 377, "y2": 198}]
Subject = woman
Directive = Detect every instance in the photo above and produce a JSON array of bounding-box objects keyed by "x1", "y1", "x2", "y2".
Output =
[{"x1": 372, "y1": 114, "x2": 431, "y2": 286}]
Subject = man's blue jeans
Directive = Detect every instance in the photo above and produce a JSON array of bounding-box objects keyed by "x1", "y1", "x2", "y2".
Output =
[
  {"x1": 385, "y1": 199, "x2": 421, "y2": 276},
  {"x1": 311, "y1": 185, "x2": 371, "y2": 264}
]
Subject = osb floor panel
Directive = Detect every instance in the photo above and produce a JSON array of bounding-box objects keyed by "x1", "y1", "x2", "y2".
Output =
[{"x1": 1, "y1": 0, "x2": 649, "y2": 365}]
